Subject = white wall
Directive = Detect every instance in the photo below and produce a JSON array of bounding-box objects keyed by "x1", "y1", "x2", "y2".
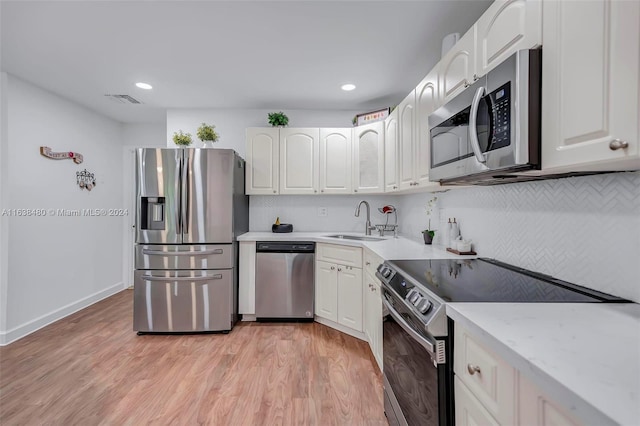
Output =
[
  {"x1": 1, "y1": 75, "x2": 126, "y2": 344},
  {"x1": 167, "y1": 108, "x2": 359, "y2": 158},
  {"x1": 122, "y1": 122, "x2": 166, "y2": 147},
  {"x1": 396, "y1": 172, "x2": 640, "y2": 303},
  {"x1": 250, "y1": 194, "x2": 400, "y2": 233},
  {"x1": 0, "y1": 73, "x2": 8, "y2": 334}
]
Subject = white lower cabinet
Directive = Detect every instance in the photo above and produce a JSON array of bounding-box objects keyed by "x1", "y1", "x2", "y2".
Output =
[
  {"x1": 519, "y1": 374, "x2": 582, "y2": 426},
  {"x1": 315, "y1": 243, "x2": 363, "y2": 333},
  {"x1": 364, "y1": 270, "x2": 382, "y2": 371},
  {"x1": 454, "y1": 322, "x2": 584, "y2": 426}
]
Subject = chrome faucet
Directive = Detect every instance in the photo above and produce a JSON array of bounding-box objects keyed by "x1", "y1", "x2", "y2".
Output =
[{"x1": 355, "y1": 200, "x2": 375, "y2": 235}]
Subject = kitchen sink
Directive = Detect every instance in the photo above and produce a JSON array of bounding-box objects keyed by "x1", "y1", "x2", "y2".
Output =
[{"x1": 325, "y1": 234, "x2": 384, "y2": 242}]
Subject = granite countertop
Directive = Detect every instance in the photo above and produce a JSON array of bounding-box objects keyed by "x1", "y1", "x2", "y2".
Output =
[
  {"x1": 447, "y1": 303, "x2": 640, "y2": 426},
  {"x1": 237, "y1": 231, "x2": 477, "y2": 261}
]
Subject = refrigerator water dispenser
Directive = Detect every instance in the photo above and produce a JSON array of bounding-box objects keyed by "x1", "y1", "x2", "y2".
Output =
[{"x1": 140, "y1": 197, "x2": 165, "y2": 230}]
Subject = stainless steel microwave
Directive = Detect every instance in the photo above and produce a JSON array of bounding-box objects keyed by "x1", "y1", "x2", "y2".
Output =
[{"x1": 428, "y1": 49, "x2": 541, "y2": 185}]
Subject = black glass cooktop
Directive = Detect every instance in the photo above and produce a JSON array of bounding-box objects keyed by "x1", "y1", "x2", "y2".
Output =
[{"x1": 387, "y1": 258, "x2": 629, "y2": 303}]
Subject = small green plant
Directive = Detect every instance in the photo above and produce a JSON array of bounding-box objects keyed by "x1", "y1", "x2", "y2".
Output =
[
  {"x1": 172, "y1": 130, "x2": 192, "y2": 146},
  {"x1": 196, "y1": 123, "x2": 219, "y2": 142},
  {"x1": 267, "y1": 112, "x2": 289, "y2": 127}
]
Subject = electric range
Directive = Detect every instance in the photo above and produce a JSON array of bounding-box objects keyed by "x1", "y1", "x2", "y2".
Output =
[{"x1": 376, "y1": 257, "x2": 629, "y2": 426}]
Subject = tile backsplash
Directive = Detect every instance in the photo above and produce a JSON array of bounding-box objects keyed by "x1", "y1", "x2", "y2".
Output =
[
  {"x1": 249, "y1": 172, "x2": 640, "y2": 302},
  {"x1": 397, "y1": 172, "x2": 640, "y2": 303}
]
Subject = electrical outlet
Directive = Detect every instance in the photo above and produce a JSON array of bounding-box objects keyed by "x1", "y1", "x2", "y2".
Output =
[{"x1": 317, "y1": 207, "x2": 328, "y2": 217}]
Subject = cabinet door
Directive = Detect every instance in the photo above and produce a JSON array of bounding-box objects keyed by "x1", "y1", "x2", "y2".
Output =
[
  {"x1": 279, "y1": 128, "x2": 319, "y2": 194},
  {"x1": 415, "y1": 68, "x2": 443, "y2": 189},
  {"x1": 353, "y1": 122, "x2": 385, "y2": 193},
  {"x1": 541, "y1": 0, "x2": 640, "y2": 171},
  {"x1": 398, "y1": 91, "x2": 416, "y2": 190},
  {"x1": 246, "y1": 127, "x2": 279, "y2": 195},
  {"x1": 475, "y1": 0, "x2": 542, "y2": 76},
  {"x1": 315, "y1": 260, "x2": 338, "y2": 322},
  {"x1": 519, "y1": 373, "x2": 583, "y2": 426},
  {"x1": 238, "y1": 241, "x2": 256, "y2": 315},
  {"x1": 364, "y1": 270, "x2": 383, "y2": 371},
  {"x1": 337, "y1": 266, "x2": 363, "y2": 331},
  {"x1": 439, "y1": 26, "x2": 476, "y2": 105},
  {"x1": 454, "y1": 377, "x2": 500, "y2": 426},
  {"x1": 319, "y1": 128, "x2": 352, "y2": 194},
  {"x1": 384, "y1": 110, "x2": 399, "y2": 192}
]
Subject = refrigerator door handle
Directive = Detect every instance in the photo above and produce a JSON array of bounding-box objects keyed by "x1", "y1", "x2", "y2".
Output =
[
  {"x1": 142, "y1": 248, "x2": 224, "y2": 256},
  {"x1": 140, "y1": 274, "x2": 224, "y2": 282},
  {"x1": 175, "y1": 155, "x2": 182, "y2": 234},
  {"x1": 181, "y1": 152, "x2": 190, "y2": 236}
]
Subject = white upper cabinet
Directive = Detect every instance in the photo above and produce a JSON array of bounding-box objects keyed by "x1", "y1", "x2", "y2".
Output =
[
  {"x1": 541, "y1": 0, "x2": 640, "y2": 171},
  {"x1": 439, "y1": 26, "x2": 476, "y2": 105},
  {"x1": 279, "y1": 128, "x2": 320, "y2": 195},
  {"x1": 415, "y1": 68, "x2": 442, "y2": 188},
  {"x1": 246, "y1": 127, "x2": 279, "y2": 195},
  {"x1": 319, "y1": 128, "x2": 352, "y2": 194},
  {"x1": 353, "y1": 121, "x2": 385, "y2": 193},
  {"x1": 398, "y1": 91, "x2": 416, "y2": 190},
  {"x1": 384, "y1": 109, "x2": 399, "y2": 192},
  {"x1": 475, "y1": 0, "x2": 542, "y2": 76}
]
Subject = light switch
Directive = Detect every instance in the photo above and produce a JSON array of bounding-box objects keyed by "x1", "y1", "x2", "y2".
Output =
[{"x1": 317, "y1": 207, "x2": 328, "y2": 217}]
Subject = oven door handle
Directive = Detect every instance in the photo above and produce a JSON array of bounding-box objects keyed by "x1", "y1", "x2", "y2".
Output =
[
  {"x1": 383, "y1": 298, "x2": 436, "y2": 355},
  {"x1": 469, "y1": 85, "x2": 487, "y2": 164}
]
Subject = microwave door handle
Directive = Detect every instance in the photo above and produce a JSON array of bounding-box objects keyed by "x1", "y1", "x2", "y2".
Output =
[
  {"x1": 469, "y1": 86, "x2": 487, "y2": 163},
  {"x1": 382, "y1": 298, "x2": 436, "y2": 355}
]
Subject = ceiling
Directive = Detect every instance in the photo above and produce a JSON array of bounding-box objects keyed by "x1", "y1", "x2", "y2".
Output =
[{"x1": 1, "y1": 0, "x2": 492, "y2": 124}]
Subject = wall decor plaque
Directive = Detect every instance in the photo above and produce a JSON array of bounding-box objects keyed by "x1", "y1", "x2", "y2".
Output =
[{"x1": 40, "y1": 146, "x2": 83, "y2": 164}]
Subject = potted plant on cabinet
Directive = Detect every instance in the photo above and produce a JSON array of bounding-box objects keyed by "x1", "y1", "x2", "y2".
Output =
[
  {"x1": 172, "y1": 130, "x2": 192, "y2": 147},
  {"x1": 197, "y1": 123, "x2": 219, "y2": 148},
  {"x1": 422, "y1": 196, "x2": 438, "y2": 245},
  {"x1": 267, "y1": 112, "x2": 289, "y2": 127}
]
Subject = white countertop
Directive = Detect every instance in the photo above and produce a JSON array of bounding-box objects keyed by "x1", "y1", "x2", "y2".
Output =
[
  {"x1": 447, "y1": 303, "x2": 640, "y2": 426},
  {"x1": 237, "y1": 231, "x2": 477, "y2": 261}
]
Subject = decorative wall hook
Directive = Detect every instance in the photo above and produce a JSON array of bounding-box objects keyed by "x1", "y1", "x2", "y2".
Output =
[
  {"x1": 77, "y1": 169, "x2": 96, "y2": 191},
  {"x1": 40, "y1": 146, "x2": 83, "y2": 164}
]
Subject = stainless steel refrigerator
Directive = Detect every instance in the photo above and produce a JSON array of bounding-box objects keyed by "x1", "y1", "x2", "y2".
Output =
[{"x1": 133, "y1": 148, "x2": 248, "y2": 333}]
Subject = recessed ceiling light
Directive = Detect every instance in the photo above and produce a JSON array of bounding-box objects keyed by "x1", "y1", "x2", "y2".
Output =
[
  {"x1": 341, "y1": 83, "x2": 356, "y2": 91},
  {"x1": 135, "y1": 82, "x2": 153, "y2": 90}
]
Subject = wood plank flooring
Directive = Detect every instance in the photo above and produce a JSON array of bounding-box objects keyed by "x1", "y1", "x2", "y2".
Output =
[{"x1": 0, "y1": 290, "x2": 387, "y2": 425}]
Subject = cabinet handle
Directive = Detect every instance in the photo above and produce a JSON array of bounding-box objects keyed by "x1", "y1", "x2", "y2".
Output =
[
  {"x1": 354, "y1": 189, "x2": 358, "y2": 193},
  {"x1": 330, "y1": 266, "x2": 335, "y2": 270},
  {"x1": 273, "y1": 190, "x2": 276, "y2": 194},
  {"x1": 467, "y1": 364, "x2": 481, "y2": 375},
  {"x1": 414, "y1": 182, "x2": 419, "y2": 186},
  {"x1": 473, "y1": 73, "x2": 479, "y2": 81},
  {"x1": 464, "y1": 80, "x2": 470, "y2": 88},
  {"x1": 365, "y1": 261, "x2": 371, "y2": 266},
  {"x1": 321, "y1": 189, "x2": 324, "y2": 193},
  {"x1": 314, "y1": 190, "x2": 317, "y2": 193},
  {"x1": 337, "y1": 268, "x2": 342, "y2": 272},
  {"x1": 393, "y1": 185, "x2": 397, "y2": 189},
  {"x1": 609, "y1": 139, "x2": 629, "y2": 150},
  {"x1": 368, "y1": 283, "x2": 373, "y2": 289}
]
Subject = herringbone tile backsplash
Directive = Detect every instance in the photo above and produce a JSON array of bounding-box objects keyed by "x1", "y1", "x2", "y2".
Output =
[
  {"x1": 249, "y1": 172, "x2": 639, "y2": 302},
  {"x1": 397, "y1": 171, "x2": 640, "y2": 303}
]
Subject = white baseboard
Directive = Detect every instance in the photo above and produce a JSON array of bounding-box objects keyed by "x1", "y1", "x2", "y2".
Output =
[
  {"x1": 0, "y1": 282, "x2": 127, "y2": 346},
  {"x1": 241, "y1": 314, "x2": 257, "y2": 321},
  {"x1": 314, "y1": 316, "x2": 367, "y2": 341}
]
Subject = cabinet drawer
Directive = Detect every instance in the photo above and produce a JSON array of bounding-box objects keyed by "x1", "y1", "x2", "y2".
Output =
[
  {"x1": 316, "y1": 243, "x2": 362, "y2": 268},
  {"x1": 454, "y1": 376, "x2": 499, "y2": 426},
  {"x1": 454, "y1": 323, "x2": 516, "y2": 425},
  {"x1": 363, "y1": 248, "x2": 383, "y2": 278}
]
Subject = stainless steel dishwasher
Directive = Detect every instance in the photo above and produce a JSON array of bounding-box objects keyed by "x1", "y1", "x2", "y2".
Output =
[{"x1": 255, "y1": 241, "x2": 315, "y2": 320}]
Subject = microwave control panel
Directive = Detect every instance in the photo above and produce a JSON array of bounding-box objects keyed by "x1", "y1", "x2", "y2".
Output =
[{"x1": 487, "y1": 82, "x2": 511, "y2": 151}]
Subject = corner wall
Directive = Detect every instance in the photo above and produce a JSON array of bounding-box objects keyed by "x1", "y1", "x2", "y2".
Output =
[{"x1": 1, "y1": 75, "x2": 127, "y2": 345}]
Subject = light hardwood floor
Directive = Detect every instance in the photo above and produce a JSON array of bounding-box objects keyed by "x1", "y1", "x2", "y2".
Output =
[{"x1": 0, "y1": 290, "x2": 387, "y2": 425}]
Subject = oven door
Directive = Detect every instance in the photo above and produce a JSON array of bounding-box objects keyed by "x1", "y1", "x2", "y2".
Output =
[{"x1": 382, "y1": 290, "x2": 450, "y2": 426}]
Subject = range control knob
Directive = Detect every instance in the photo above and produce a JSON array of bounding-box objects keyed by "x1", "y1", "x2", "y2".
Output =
[
  {"x1": 382, "y1": 268, "x2": 392, "y2": 278},
  {"x1": 417, "y1": 299, "x2": 433, "y2": 314},
  {"x1": 408, "y1": 290, "x2": 421, "y2": 304}
]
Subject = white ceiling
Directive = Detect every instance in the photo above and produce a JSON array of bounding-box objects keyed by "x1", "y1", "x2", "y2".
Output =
[{"x1": 1, "y1": 0, "x2": 492, "y2": 124}]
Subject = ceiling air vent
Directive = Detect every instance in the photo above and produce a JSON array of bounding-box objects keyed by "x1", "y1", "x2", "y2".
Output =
[{"x1": 104, "y1": 94, "x2": 142, "y2": 104}]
